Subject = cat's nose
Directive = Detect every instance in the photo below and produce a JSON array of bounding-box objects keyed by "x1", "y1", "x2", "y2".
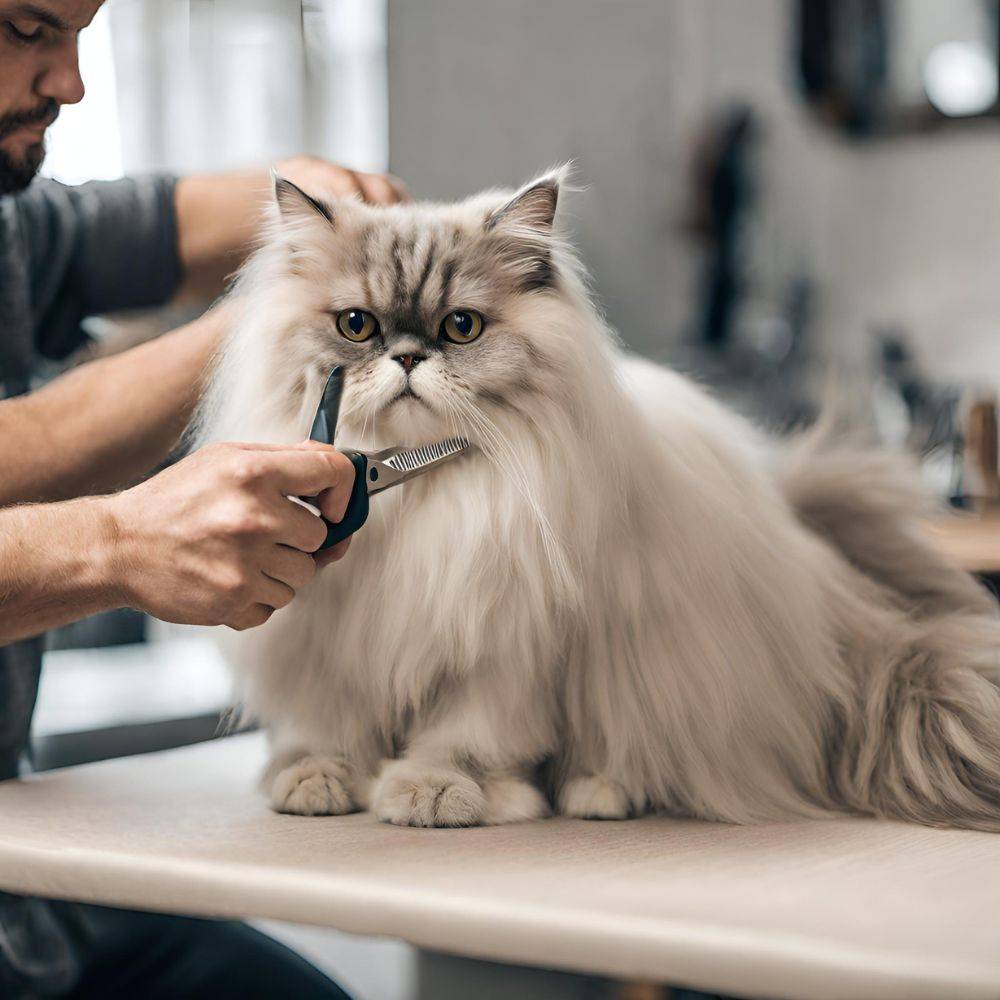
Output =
[{"x1": 393, "y1": 352, "x2": 426, "y2": 373}]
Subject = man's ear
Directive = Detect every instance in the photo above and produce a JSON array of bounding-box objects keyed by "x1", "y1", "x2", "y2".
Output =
[
  {"x1": 273, "y1": 172, "x2": 335, "y2": 227},
  {"x1": 486, "y1": 168, "x2": 566, "y2": 233}
]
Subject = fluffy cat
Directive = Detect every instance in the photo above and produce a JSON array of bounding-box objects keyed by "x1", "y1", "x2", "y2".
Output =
[{"x1": 197, "y1": 168, "x2": 1000, "y2": 830}]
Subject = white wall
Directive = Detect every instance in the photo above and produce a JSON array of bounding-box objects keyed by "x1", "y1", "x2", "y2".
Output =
[{"x1": 388, "y1": 0, "x2": 683, "y2": 356}]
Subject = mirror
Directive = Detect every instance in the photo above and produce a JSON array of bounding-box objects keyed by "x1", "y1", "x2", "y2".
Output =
[{"x1": 798, "y1": 0, "x2": 1000, "y2": 136}]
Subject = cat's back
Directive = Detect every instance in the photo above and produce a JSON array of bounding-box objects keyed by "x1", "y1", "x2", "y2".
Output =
[{"x1": 615, "y1": 353, "x2": 772, "y2": 481}]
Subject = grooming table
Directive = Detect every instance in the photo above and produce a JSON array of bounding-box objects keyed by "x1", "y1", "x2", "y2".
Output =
[{"x1": 0, "y1": 734, "x2": 998, "y2": 1000}]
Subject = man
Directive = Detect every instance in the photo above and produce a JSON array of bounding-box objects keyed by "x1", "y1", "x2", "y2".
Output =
[{"x1": 0, "y1": 1, "x2": 404, "y2": 995}]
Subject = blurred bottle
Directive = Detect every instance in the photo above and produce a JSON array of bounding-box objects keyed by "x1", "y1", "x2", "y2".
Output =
[{"x1": 960, "y1": 391, "x2": 1000, "y2": 511}]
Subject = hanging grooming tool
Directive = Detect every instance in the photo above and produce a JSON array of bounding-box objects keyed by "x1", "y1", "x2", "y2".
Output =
[{"x1": 307, "y1": 365, "x2": 470, "y2": 548}]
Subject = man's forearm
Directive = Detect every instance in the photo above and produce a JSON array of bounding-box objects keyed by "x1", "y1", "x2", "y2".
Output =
[
  {"x1": 0, "y1": 308, "x2": 225, "y2": 506},
  {"x1": 0, "y1": 497, "x2": 121, "y2": 644},
  {"x1": 173, "y1": 171, "x2": 273, "y2": 301}
]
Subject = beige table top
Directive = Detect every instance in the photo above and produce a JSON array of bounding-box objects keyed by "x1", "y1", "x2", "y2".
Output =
[{"x1": 1, "y1": 734, "x2": 998, "y2": 1000}]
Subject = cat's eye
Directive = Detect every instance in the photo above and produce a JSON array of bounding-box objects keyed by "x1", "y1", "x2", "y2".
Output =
[
  {"x1": 336, "y1": 309, "x2": 380, "y2": 343},
  {"x1": 440, "y1": 310, "x2": 484, "y2": 344}
]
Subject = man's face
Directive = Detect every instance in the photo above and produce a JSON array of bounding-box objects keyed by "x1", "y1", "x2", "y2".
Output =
[{"x1": 0, "y1": 1, "x2": 102, "y2": 194}]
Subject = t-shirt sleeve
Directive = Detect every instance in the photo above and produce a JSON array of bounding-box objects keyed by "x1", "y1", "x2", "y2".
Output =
[{"x1": 9, "y1": 175, "x2": 182, "y2": 359}]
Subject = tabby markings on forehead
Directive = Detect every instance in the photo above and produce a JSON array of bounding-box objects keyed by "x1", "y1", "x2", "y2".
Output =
[
  {"x1": 355, "y1": 225, "x2": 376, "y2": 270},
  {"x1": 389, "y1": 233, "x2": 413, "y2": 293},
  {"x1": 414, "y1": 241, "x2": 439, "y2": 308},
  {"x1": 438, "y1": 257, "x2": 457, "y2": 309}
]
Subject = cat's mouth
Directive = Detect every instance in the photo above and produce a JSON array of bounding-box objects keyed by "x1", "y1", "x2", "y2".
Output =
[{"x1": 390, "y1": 385, "x2": 425, "y2": 405}]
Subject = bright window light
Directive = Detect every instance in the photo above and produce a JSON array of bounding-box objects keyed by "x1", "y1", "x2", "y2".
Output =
[{"x1": 41, "y1": 5, "x2": 123, "y2": 184}]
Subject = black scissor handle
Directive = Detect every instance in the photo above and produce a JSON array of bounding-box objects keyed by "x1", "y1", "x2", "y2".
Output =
[{"x1": 319, "y1": 452, "x2": 369, "y2": 548}]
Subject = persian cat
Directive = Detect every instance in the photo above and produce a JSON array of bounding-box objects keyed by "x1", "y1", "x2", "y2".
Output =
[{"x1": 198, "y1": 169, "x2": 1000, "y2": 830}]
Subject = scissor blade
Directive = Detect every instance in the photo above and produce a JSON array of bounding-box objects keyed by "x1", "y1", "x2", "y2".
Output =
[
  {"x1": 309, "y1": 366, "x2": 344, "y2": 445},
  {"x1": 367, "y1": 436, "x2": 470, "y2": 494}
]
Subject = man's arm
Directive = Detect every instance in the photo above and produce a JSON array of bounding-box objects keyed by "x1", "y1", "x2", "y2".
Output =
[
  {"x1": 0, "y1": 497, "x2": 122, "y2": 642},
  {"x1": 0, "y1": 306, "x2": 224, "y2": 506},
  {"x1": 0, "y1": 442, "x2": 355, "y2": 646}
]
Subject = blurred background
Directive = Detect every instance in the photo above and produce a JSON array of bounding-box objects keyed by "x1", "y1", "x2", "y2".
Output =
[
  {"x1": 30, "y1": 1, "x2": 1000, "y2": 997},
  {"x1": 45, "y1": 0, "x2": 1000, "y2": 484}
]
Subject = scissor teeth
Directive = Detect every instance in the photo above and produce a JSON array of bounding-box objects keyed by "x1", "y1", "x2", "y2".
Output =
[{"x1": 384, "y1": 436, "x2": 470, "y2": 473}]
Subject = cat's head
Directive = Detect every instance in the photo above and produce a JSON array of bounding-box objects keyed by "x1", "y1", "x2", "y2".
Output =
[{"x1": 248, "y1": 167, "x2": 612, "y2": 447}]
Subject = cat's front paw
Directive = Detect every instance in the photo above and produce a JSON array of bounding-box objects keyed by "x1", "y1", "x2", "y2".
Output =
[
  {"x1": 482, "y1": 776, "x2": 550, "y2": 824},
  {"x1": 270, "y1": 755, "x2": 356, "y2": 816},
  {"x1": 558, "y1": 775, "x2": 631, "y2": 820},
  {"x1": 373, "y1": 761, "x2": 486, "y2": 827}
]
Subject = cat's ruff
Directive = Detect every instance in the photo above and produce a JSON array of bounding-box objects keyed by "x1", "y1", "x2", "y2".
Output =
[{"x1": 197, "y1": 169, "x2": 1000, "y2": 831}]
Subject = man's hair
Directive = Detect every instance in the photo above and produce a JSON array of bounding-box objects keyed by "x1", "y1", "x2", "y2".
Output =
[{"x1": 0, "y1": 99, "x2": 58, "y2": 194}]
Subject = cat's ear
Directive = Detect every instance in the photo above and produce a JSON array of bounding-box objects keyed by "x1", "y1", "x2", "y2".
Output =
[
  {"x1": 484, "y1": 168, "x2": 568, "y2": 291},
  {"x1": 486, "y1": 169, "x2": 564, "y2": 233},
  {"x1": 272, "y1": 171, "x2": 335, "y2": 228}
]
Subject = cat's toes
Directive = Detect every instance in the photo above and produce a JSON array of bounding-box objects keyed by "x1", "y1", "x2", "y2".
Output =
[
  {"x1": 482, "y1": 776, "x2": 550, "y2": 824},
  {"x1": 373, "y1": 762, "x2": 486, "y2": 827},
  {"x1": 270, "y1": 755, "x2": 356, "y2": 816},
  {"x1": 558, "y1": 775, "x2": 631, "y2": 819}
]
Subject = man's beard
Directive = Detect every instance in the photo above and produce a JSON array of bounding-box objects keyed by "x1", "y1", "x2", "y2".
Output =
[{"x1": 0, "y1": 100, "x2": 59, "y2": 195}]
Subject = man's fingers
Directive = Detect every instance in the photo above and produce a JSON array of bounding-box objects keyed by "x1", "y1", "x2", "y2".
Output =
[
  {"x1": 385, "y1": 174, "x2": 412, "y2": 202},
  {"x1": 314, "y1": 536, "x2": 352, "y2": 568},
  {"x1": 227, "y1": 440, "x2": 337, "y2": 455},
  {"x1": 264, "y1": 545, "x2": 317, "y2": 591},
  {"x1": 258, "y1": 573, "x2": 295, "y2": 611},
  {"x1": 276, "y1": 497, "x2": 329, "y2": 553},
  {"x1": 227, "y1": 603, "x2": 275, "y2": 631},
  {"x1": 272, "y1": 156, "x2": 411, "y2": 208},
  {"x1": 266, "y1": 448, "x2": 356, "y2": 498},
  {"x1": 357, "y1": 172, "x2": 402, "y2": 205},
  {"x1": 217, "y1": 441, "x2": 305, "y2": 452},
  {"x1": 338, "y1": 169, "x2": 365, "y2": 201},
  {"x1": 293, "y1": 441, "x2": 355, "y2": 522},
  {"x1": 315, "y1": 479, "x2": 354, "y2": 524}
]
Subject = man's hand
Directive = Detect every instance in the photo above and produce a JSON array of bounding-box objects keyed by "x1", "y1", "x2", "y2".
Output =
[
  {"x1": 275, "y1": 155, "x2": 410, "y2": 206},
  {"x1": 174, "y1": 157, "x2": 410, "y2": 301},
  {"x1": 105, "y1": 442, "x2": 356, "y2": 631}
]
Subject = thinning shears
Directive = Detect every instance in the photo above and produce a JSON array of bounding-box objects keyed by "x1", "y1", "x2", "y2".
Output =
[{"x1": 308, "y1": 366, "x2": 470, "y2": 548}]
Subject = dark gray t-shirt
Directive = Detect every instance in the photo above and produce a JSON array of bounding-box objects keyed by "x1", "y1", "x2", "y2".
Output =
[{"x1": 0, "y1": 175, "x2": 181, "y2": 781}]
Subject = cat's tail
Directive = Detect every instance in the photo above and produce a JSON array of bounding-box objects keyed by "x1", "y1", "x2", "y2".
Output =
[
  {"x1": 777, "y1": 429, "x2": 1000, "y2": 830},
  {"x1": 777, "y1": 429, "x2": 995, "y2": 617},
  {"x1": 832, "y1": 612, "x2": 1000, "y2": 831}
]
